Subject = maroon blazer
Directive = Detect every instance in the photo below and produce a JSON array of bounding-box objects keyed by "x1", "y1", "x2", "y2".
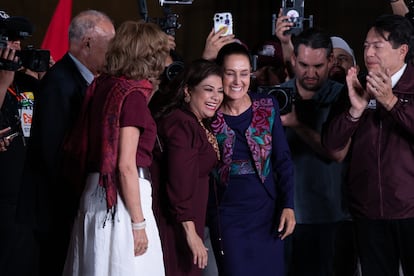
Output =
[{"x1": 151, "y1": 107, "x2": 218, "y2": 276}]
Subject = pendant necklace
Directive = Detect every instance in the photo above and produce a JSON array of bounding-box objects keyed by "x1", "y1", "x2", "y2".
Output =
[{"x1": 198, "y1": 119, "x2": 220, "y2": 160}]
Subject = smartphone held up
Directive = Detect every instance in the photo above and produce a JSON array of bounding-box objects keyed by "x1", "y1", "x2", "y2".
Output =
[{"x1": 213, "y1": 12, "x2": 233, "y2": 36}]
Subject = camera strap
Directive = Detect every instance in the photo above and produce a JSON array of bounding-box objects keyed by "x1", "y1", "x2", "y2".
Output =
[{"x1": 7, "y1": 87, "x2": 23, "y2": 101}]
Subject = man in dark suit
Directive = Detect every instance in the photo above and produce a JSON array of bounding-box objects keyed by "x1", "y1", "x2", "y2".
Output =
[{"x1": 18, "y1": 10, "x2": 115, "y2": 276}]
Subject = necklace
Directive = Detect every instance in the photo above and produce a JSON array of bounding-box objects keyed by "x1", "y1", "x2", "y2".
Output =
[{"x1": 198, "y1": 119, "x2": 220, "y2": 160}]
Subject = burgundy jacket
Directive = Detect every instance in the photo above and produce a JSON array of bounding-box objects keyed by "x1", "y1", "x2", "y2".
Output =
[{"x1": 322, "y1": 63, "x2": 414, "y2": 219}]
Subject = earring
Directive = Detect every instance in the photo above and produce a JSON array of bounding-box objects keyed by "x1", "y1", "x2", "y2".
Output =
[{"x1": 184, "y1": 94, "x2": 191, "y2": 103}]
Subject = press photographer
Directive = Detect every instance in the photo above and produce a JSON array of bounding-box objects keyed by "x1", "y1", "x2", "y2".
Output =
[
  {"x1": 0, "y1": 11, "x2": 42, "y2": 275},
  {"x1": 0, "y1": 12, "x2": 50, "y2": 73}
]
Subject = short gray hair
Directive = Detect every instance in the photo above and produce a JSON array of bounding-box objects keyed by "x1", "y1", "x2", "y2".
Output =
[{"x1": 68, "y1": 10, "x2": 112, "y2": 42}]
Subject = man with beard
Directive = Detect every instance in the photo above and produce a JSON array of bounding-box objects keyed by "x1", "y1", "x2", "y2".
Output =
[
  {"x1": 279, "y1": 28, "x2": 351, "y2": 276},
  {"x1": 329, "y1": 36, "x2": 358, "y2": 83}
]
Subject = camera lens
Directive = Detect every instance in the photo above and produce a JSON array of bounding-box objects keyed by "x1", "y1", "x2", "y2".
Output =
[
  {"x1": 165, "y1": 61, "x2": 184, "y2": 81},
  {"x1": 270, "y1": 88, "x2": 289, "y2": 113},
  {"x1": 256, "y1": 86, "x2": 293, "y2": 115}
]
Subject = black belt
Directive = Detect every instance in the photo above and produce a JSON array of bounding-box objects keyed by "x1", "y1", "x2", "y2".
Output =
[{"x1": 138, "y1": 167, "x2": 151, "y2": 182}]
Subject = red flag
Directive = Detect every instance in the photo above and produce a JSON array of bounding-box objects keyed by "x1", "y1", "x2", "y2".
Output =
[{"x1": 41, "y1": 0, "x2": 72, "y2": 62}]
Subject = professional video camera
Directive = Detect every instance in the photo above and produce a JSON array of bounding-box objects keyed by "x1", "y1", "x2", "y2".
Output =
[
  {"x1": 155, "y1": 7, "x2": 181, "y2": 36},
  {"x1": 257, "y1": 85, "x2": 295, "y2": 115},
  {"x1": 0, "y1": 12, "x2": 50, "y2": 72},
  {"x1": 138, "y1": 0, "x2": 193, "y2": 36}
]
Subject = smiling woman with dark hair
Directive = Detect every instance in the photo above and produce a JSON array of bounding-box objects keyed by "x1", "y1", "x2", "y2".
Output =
[
  {"x1": 209, "y1": 42, "x2": 295, "y2": 276},
  {"x1": 151, "y1": 59, "x2": 224, "y2": 276}
]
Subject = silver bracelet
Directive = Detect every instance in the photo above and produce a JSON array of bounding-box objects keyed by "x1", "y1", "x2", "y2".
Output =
[{"x1": 131, "y1": 219, "x2": 146, "y2": 230}]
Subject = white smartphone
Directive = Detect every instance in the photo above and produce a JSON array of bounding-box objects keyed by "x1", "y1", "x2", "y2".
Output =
[{"x1": 213, "y1": 12, "x2": 233, "y2": 36}]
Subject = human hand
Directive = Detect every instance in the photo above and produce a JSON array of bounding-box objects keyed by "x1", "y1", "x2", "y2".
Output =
[
  {"x1": 132, "y1": 228, "x2": 148, "y2": 256},
  {"x1": 278, "y1": 208, "x2": 296, "y2": 240},
  {"x1": 0, "y1": 127, "x2": 13, "y2": 152},
  {"x1": 275, "y1": 9, "x2": 294, "y2": 45},
  {"x1": 202, "y1": 28, "x2": 236, "y2": 60},
  {"x1": 49, "y1": 55, "x2": 56, "y2": 67},
  {"x1": 366, "y1": 67, "x2": 397, "y2": 110},
  {"x1": 185, "y1": 231, "x2": 208, "y2": 269},
  {"x1": 167, "y1": 35, "x2": 176, "y2": 51},
  {"x1": 280, "y1": 105, "x2": 300, "y2": 128},
  {"x1": 0, "y1": 47, "x2": 17, "y2": 86},
  {"x1": 346, "y1": 67, "x2": 369, "y2": 116},
  {"x1": 37, "y1": 55, "x2": 55, "y2": 79}
]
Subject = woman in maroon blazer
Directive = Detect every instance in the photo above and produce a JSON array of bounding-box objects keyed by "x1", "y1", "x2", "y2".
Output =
[{"x1": 151, "y1": 59, "x2": 223, "y2": 276}]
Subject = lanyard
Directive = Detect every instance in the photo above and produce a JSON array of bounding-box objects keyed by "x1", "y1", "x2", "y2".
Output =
[{"x1": 7, "y1": 87, "x2": 24, "y2": 101}]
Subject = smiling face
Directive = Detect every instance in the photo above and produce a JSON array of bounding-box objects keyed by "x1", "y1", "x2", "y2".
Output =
[
  {"x1": 364, "y1": 27, "x2": 407, "y2": 75},
  {"x1": 186, "y1": 74, "x2": 224, "y2": 120},
  {"x1": 222, "y1": 53, "x2": 251, "y2": 100},
  {"x1": 292, "y1": 44, "x2": 332, "y2": 92}
]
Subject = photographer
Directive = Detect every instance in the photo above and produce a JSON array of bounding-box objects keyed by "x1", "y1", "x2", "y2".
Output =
[
  {"x1": 279, "y1": 28, "x2": 350, "y2": 276},
  {"x1": 0, "y1": 11, "x2": 41, "y2": 275}
]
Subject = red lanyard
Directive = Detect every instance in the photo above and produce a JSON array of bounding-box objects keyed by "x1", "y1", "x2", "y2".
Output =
[{"x1": 7, "y1": 87, "x2": 24, "y2": 102}]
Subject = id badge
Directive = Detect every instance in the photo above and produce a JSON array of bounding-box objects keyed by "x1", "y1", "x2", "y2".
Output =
[
  {"x1": 19, "y1": 91, "x2": 35, "y2": 138},
  {"x1": 20, "y1": 108, "x2": 33, "y2": 137}
]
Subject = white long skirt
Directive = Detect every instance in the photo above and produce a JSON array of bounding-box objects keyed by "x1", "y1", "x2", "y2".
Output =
[{"x1": 63, "y1": 173, "x2": 165, "y2": 276}]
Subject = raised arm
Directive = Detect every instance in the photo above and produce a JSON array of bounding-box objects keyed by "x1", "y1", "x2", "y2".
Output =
[
  {"x1": 202, "y1": 28, "x2": 236, "y2": 61},
  {"x1": 390, "y1": 0, "x2": 409, "y2": 16}
]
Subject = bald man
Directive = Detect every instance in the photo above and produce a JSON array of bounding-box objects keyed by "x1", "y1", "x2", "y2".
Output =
[{"x1": 18, "y1": 10, "x2": 115, "y2": 276}]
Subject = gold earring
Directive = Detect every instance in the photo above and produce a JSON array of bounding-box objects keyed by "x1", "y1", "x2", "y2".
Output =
[{"x1": 184, "y1": 94, "x2": 191, "y2": 103}]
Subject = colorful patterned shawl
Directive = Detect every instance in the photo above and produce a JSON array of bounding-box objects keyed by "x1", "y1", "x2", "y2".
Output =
[{"x1": 211, "y1": 97, "x2": 275, "y2": 185}]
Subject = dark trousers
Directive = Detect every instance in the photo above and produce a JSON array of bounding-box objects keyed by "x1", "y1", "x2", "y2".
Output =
[
  {"x1": 285, "y1": 222, "x2": 359, "y2": 276},
  {"x1": 36, "y1": 218, "x2": 73, "y2": 276},
  {"x1": 286, "y1": 223, "x2": 337, "y2": 276},
  {"x1": 355, "y1": 218, "x2": 414, "y2": 276},
  {"x1": 0, "y1": 203, "x2": 38, "y2": 276},
  {"x1": 333, "y1": 220, "x2": 359, "y2": 276}
]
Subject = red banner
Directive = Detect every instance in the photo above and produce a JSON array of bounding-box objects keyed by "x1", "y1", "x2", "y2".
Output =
[{"x1": 41, "y1": 0, "x2": 72, "y2": 62}]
